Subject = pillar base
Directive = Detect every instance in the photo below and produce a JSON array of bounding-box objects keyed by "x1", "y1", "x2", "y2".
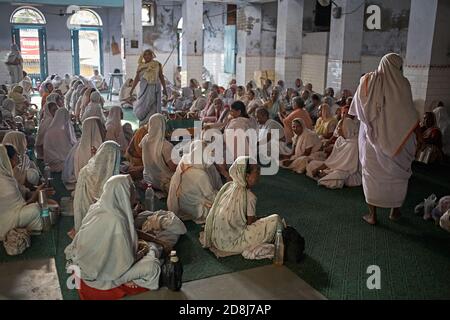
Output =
[{"x1": 326, "y1": 59, "x2": 362, "y2": 94}]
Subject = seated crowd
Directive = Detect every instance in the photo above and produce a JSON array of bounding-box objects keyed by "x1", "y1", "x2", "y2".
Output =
[{"x1": 0, "y1": 69, "x2": 449, "y2": 300}]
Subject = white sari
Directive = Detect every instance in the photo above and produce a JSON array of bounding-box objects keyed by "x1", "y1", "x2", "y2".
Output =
[
  {"x1": 167, "y1": 140, "x2": 221, "y2": 223},
  {"x1": 81, "y1": 91, "x2": 106, "y2": 124},
  {"x1": 141, "y1": 114, "x2": 174, "y2": 194},
  {"x1": 203, "y1": 156, "x2": 281, "y2": 255},
  {"x1": 73, "y1": 141, "x2": 121, "y2": 232},
  {"x1": 66, "y1": 175, "x2": 161, "y2": 290},
  {"x1": 105, "y1": 106, "x2": 129, "y2": 154},
  {"x1": 43, "y1": 108, "x2": 77, "y2": 172},
  {"x1": 0, "y1": 145, "x2": 42, "y2": 241}
]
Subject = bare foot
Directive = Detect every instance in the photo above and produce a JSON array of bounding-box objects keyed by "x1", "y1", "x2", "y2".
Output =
[
  {"x1": 124, "y1": 281, "x2": 139, "y2": 289},
  {"x1": 363, "y1": 214, "x2": 377, "y2": 226},
  {"x1": 389, "y1": 209, "x2": 401, "y2": 221},
  {"x1": 67, "y1": 228, "x2": 76, "y2": 240}
]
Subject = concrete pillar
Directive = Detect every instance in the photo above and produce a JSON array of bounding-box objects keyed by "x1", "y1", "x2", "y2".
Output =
[
  {"x1": 122, "y1": 0, "x2": 143, "y2": 78},
  {"x1": 275, "y1": 0, "x2": 304, "y2": 87},
  {"x1": 236, "y1": 4, "x2": 262, "y2": 85},
  {"x1": 326, "y1": 0, "x2": 364, "y2": 94},
  {"x1": 182, "y1": 0, "x2": 204, "y2": 86},
  {"x1": 404, "y1": 0, "x2": 450, "y2": 113}
]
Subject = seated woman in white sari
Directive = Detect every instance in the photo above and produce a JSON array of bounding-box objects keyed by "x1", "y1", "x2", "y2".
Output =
[
  {"x1": 38, "y1": 92, "x2": 59, "y2": 121},
  {"x1": 306, "y1": 118, "x2": 362, "y2": 189},
  {"x1": 0, "y1": 145, "x2": 43, "y2": 241},
  {"x1": 167, "y1": 140, "x2": 222, "y2": 224},
  {"x1": 69, "y1": 141, "x2": 121, "y2": 237},
  {"x1": 43, "y1": 108, "x2": 77, "y2": 173},
  {"x1": 81, "y1": 91, "x2": 106, "y2": 124},
  {"x1": 202, "y1": 156, "x2": 282, "y2": 257},
  {"x1": 35, "y1": 102, "x2": 58, "y2": 160},
  {"x1": 77, "y1": 88, "x2": 97, "y2": 121},
  {"x1": 65, "y1": 175, "x2": 161, "y2": 295},
  {"x1": 105, "y1": 106, "x2": 129, "y2": 154},
  {"x1": 281, "y1": 118, "x2": 323, "y2": 174},
  {"x1": 2, "y1": 131, "x2": 39, "y2": 186},
  {"x1": 141, "y1": 113, "x2": 177, "y2": 194}
]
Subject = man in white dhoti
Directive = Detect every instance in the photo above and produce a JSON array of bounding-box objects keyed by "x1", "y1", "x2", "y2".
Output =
[{"x1": 349, "y1": 53, "x2": 420, "y2": 225}]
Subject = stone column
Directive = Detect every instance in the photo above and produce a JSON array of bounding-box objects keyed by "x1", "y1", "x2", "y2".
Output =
[
  {"x1": 404, "y1": 0, "x2": 450, "y2": 113},
  {"x1": 326, "y1": 0, "x2": 364, "y2": 94},
  {"x1": 275, "y1": 0, "x2": 304, "y2": 87},
  {"x1": 182, "y1": 0, "x2": 204, "y2": 86},
  {"x1": 236, "y1": 4, "x2": 262, "y2": 85},
  {"x1": 122, "y1": 0, "x2": 143, "y2": 78}
]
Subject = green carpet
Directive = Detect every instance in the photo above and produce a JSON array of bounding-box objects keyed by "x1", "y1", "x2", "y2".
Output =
[{"x1": 1, "y1": 162, "x2": 449, "y2": 300}]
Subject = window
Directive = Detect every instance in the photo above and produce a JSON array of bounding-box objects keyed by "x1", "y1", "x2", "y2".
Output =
[
  {"x1": 142, "y1": 0, "x2": 155, "y2": 27},
  {"x1": 69, "y1": 9, "x2": 102, "y2": 28},
  {"x1": 10, "y1": 6, "x2": 46, "y2": 25}
]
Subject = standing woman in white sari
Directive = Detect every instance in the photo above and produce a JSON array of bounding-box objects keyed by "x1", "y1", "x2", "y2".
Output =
[
  {"x1": 141, "y1": 113, "x2": 176, "y2": 194},
  {"x1": 5, "y1": 44, "x2": 23, "y2": 84},
  {"x1": 105, "y1": 106, "x2": 129, "y2": 154},
  {"x1": 167, "y1": 140, "x2": 222, "y2": 224},
  {"x1": 202, "y1": 156, "x2": 282, "y2": 256},
  {"x1": 306, "y1": 117, "x2": 361, "y2": 189},
  {"x1": 69, "y1": 141, "x2": 121, "y2": 237},
  {"x1": 0, "y1": 144, "x2": 42, "y2": 240},
  {"x1": 130, "y1": 49, "x2": 168, "y2": 126},
  {"x1": 43, "y1": 108, "x2": 77, "y2": 172},
  {"x1": 65, "y1": 175, "x2": 161, "y2": 295},
  {"x1": 349, "y1": 53, "x2": 420, "y2": 225}
]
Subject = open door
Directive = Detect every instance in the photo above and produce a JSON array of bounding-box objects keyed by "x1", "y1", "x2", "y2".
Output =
[{"x1": 71, "y1": 28, "x2": 103, "y2": 77}]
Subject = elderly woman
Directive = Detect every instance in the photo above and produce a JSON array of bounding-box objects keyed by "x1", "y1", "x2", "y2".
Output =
[
  {"x1": 70, "y1": 141, "x2": 121, "y2": 236},
  {"x1": 315, "y1": 103, "x2": 338, "y2": 140},
  {"x1": 126, "y1": 125, "x2": 147, "y2": 169},
  {"x1": 281, "y1": 118, "x2": 323, "y2": 174},
  {"x1": 105, "y1": 106, "x2": 129, "y2": 154},
  {"x1": 306, "y1": 118, "x2": 361, "y2": 189},
  {"x1": 2, "y1": 131, "x2": 39, "y2": 186},
  {"x1": 130, "y1": 49, "x2": 168, "y2": 126},
  {"x1": 65, "y1": 175, "x2": 161, "y2": 299},
  {"x1": 69, "y1": 82, "x2": 84, "y2": 112},
  {"x1": 8, "y1": 85, "x2": 36, "y2": 117},
  {"x1": 263, "y1": 87, "x2": 285, "y2": 120},
  {"x1": 141, "y1": 113, "x2": 176, "y2": 194},
  {"x1": 35, "y1": 102, "x2": 58, "y2": 160},
  {"x1": 202, "y1": 157, "x2": 282, "y2": 257},
  {"x1": 81, "y1": 91, "x2": 106, "y2": 124},
  {"x1": 0, "y1": 145, "x2": 43, "y2": 241},
  {"x1": 1, "y1": 98, "x2": 15, "y2": 124},
  {"x1": 416, "y1": 112, "x2": 444, "y2": 164},
  {"x1": 5, "y1": 44, "x2": 23, "y2": 84},
  {"x1": 39, "y1": 92, "x2": 59, "y2": 121},
  {"x1": 246, "y1": 89, "x2": 263, "y2": 117},
  {"x1": 280, "y1": 96, "x2": 313, "y2": 144},
  {"x1": 167, "y1": 140, "x2": 222, "y2": 224},
  {"x1": 43, "y1": 108, "x2": 77, "y2": 172},
  {"x1": 350, "y1": 53, "x2": 419, "y2": 225}
]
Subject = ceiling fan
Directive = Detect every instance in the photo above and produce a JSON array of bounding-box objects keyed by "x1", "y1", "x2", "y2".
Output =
[
  {"x1": 44, "y1": 5, "x2": 80, "y2": 17},
  {"x1": 317, "y1": 0, "x2": 342, "y2": 19}
]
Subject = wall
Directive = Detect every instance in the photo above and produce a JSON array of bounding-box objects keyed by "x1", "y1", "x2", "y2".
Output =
[
  {"x1": 0, "y1": 2, "x2": 122, "y2": 85},
  {"x1": 260, "y1": 2, "x2": 277, "y2": 71}
]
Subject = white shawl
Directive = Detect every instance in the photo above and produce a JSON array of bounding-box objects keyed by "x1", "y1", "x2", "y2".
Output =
[
  {"x1": 2, "y1": 131, "x2": 36, "y2": 185},
  {"x1": 73, "y1": 141, "x2": 121, "y2": 231},
  {"x1": 349, "y1": 53, "x2": 419, "y2": 157},
  {"x1": 105, "y1": 106, "x2": 128, "y2": 154},
  {"x1": 66, "y1": 175, "x2": 138, "y2": 282}
]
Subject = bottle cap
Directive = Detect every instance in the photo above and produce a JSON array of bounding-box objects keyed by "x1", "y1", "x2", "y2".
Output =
[{"x1": 170, "y1": 250, "x2": 177, "y2": 256}]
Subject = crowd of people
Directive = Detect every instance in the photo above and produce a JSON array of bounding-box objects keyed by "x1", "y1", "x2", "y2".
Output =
[{"x1": 1, "y1": 48, "x2": 450, "y2": 299}]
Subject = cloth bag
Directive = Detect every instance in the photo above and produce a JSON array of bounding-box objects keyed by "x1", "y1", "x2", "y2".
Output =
[{"x1": 3, "y1": 228, "x2": 31, "y2": 256}]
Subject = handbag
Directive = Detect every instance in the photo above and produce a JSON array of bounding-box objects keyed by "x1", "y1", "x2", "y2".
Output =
[{"x1": 111, "y1": 36, "x2": 120, "y2": 56}]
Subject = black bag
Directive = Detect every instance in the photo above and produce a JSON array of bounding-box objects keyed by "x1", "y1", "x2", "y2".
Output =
[{"x1": 282, "y1": 226, "x2": 305, "y2": 263}]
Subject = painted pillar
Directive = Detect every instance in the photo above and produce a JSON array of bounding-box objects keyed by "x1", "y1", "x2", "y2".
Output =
[
  {"x1": 404, "y1": 0, "x2": 450, "y2": 113},
  {"x1": 275, "y1": 0, "x2": 304, "y2": 87},
  {"x1": 236, "y1": 4, "x2": 262, "y2": 85},
  {"x1": 122, "y1": 0, "x2": 143, "y2": 78},
  {"x1": 326, "y1": 0, "x2": 364, "y2": 94},
  {"x1": 182, "y1": 0, "x2": 204, "y2": 86}
]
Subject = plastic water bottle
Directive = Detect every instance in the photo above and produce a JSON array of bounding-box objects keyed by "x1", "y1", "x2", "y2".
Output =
[
  {"x1": 38, "y1": 190, "x2": 51, "y2": 232},
  {"x1": 163, "y1": 251, "x2": 183, "y2": 291},
  {"x1": 43, "y1": 164, "x2": 51, "y2": 187},
  {"x1": 273, "y1": 228, "x2": 285, "y2": 266},
  {"x1": 145, "y1": 186, "x2": 155, "y2": 212}
]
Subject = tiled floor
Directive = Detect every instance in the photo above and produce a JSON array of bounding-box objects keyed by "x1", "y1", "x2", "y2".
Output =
[
  {"x1": 0, "y1": 258, "x2": 63, "y2": 300},
  {"x1": 127, "y1": 265, "x2": 326, "y2": 300}
]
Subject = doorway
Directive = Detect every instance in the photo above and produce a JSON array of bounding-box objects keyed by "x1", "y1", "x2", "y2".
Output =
[{"x1": 71, "y1": 28, "x2": 103, "y2": 77}]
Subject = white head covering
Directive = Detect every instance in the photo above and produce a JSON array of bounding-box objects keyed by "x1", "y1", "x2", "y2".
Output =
[
  {"x1": 26, "y1": 168, "x2": 40, "y2": 186},
  {"x1": 35, "y1": 99, "x2": 55, "y2": 152},
  {"x1": 1, "y1": 98, "x2": 15, "y2": 121},
  {"x1": 74, "y1": 117, "x2": 105, "y2": 178},
  {"x1": 2, "y1": 131, "x2": 31, "y2": 184},
  {"x1": 141, "y1": 113, "x2": 173, "y2": 190},
  {"x1": 105, "y1": 106, "x2": 128, "y2": 153},
  {"x1": 6, "y1": 44, "x2": 21, "y2": 64},
  {"x1": 81, "y1": 91, "x2": 105, "y2": 123},
  {"x1": 349, "y1": 53, "x2": 419, "y2": 157},
  {"x1": 43, "y1": 108, "x2": 77, "y2": 171},
  {"x1": 66, "y1": 175, "x2": 138, "y2": 281},
  {"x1": 0, "y1": 144, "x2": 27, "y2": 240},
  {"x1": 73, "y1": 141, "x2": 121, "y2": 231}
]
